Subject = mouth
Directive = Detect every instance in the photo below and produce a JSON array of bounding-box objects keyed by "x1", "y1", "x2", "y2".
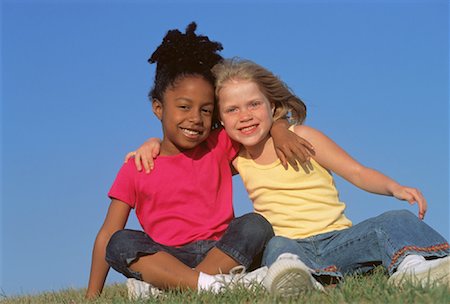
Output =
[
  {"x1": 238, "y1": 124, "x2": 258, "y2": 135},
  {"x1": 181, "y1": 127, "x2": 203, "y2": 138}
]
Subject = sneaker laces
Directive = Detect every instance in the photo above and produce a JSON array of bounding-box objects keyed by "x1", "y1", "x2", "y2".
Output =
[
  {"x1": 229, "y1": 265, "x2": 246, "y2": 276},
  {"x1": 211, "y1": 265, "x2": 267, "y2": 292}
]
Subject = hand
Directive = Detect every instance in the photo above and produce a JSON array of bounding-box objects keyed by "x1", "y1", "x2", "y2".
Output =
[
  {"x1": 271, "y1": 121, "x2": 315, "y2": 171},
  {"x1": 124, "y1": 138, "x2": 161, "y2": 173},
  {"x1": 392, "y1": 185, "x2": 427, "y2": 220}
]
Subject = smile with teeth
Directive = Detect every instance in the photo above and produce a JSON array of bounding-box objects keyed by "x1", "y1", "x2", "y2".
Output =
[
  {"x1": 239, "y1": 125, "x2": 258, "y2": 134},
  {"x1": 181, "y1": 127, "x2": 201, "y2": 136}
]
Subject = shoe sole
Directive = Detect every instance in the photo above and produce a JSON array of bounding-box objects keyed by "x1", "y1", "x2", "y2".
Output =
[
  {"x1": 265, "y1": 264, "x2": 314, "y2": 297},
  {"x1": 388, "y1": 256, "x2": 450, "y2": 287}
]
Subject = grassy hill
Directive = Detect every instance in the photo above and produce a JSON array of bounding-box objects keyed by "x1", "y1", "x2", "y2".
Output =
[{"x1": 2, "y1": 268, "x2": 449, "y2": 303}]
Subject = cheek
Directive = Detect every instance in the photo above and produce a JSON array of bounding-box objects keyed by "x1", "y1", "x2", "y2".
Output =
[{"x1": 220, "y1": 113, "x2": 234, "y2": 126}]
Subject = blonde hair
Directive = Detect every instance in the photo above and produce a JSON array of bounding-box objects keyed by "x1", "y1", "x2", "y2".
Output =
[{"x1": 212, "y1": 58, "x2": 306, "y2": 124}]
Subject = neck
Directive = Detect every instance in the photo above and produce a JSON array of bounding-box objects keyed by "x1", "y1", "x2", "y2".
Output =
[
  {"x1": 244, "y1": 135, "x2": 277, "y2": 165},
  {"x1": 159, "y1": 139, "x2": 182, "y2": 156}
]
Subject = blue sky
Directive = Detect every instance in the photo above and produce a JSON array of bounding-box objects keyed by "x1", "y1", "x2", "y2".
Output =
[{"x1": 1, "y1": 0, "x2": 448, "y2": 296}]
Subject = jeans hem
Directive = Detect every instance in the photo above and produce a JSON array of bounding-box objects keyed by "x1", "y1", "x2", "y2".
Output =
[
  {"x1": 215, "y1": 242, "x2": 252, "y2": 269},
  {"x1": 388, "y1": 242, "x2": 450, "y2": 274},
  {"x1": 312, "y1": 264, "x2": 344, "y2": 279}
]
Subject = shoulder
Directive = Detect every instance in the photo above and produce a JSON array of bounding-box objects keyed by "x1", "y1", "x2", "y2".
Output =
[
  {"x1": 292, "y1": 125, "x2": 336, "y2": 151},
  {"x1": 117, "y1": 157, "x2": 141, "y2": 177},
  {"x1": 292, "y1": 125, "x2": 326, "y2": 140}
]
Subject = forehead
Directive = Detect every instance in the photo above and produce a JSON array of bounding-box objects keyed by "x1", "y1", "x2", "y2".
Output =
[
  {"x1": 165, "y1": 75, "x2": 214, "y2": 98},
  {"x1": 219, "y1": 79, "x2": 266, "y2": 101}
]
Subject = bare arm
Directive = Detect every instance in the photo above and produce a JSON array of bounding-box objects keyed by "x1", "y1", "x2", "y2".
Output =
[
  {"x1": 86, "y1": 200, "x2": 131, "y2": 299},
  {"x1": 294, "y1": 125, "x2": 427, "y2": 219}
]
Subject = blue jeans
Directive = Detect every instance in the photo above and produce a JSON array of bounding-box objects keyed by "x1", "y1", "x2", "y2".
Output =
[
  {"x1": 106, "y1": 213, "x2": 274, "y2": 280},
  {"x1": 263, "y1": 210, "x2": 449, "y2": 279}
]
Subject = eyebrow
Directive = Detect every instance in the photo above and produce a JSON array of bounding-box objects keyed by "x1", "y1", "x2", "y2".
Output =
[{"x1": 175, "y1": 98, "x2": 214, "y2": 106}]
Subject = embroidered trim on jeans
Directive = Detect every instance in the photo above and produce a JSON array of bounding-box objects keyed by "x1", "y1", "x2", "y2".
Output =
[
  {"x1": 314, "y1": 265, "x2": 338, "y2": 273},
  {"x1": 388, "y1": 243, "x2": 450, "y2": 271}
]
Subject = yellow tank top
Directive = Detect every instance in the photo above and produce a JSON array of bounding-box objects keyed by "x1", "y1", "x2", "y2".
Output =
[{"x1": 234, "y1": 149, "x2": 352, "y2": 239}]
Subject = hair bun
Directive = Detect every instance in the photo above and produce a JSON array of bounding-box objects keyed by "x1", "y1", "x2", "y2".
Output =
[{"x1": 148, "y1": 22, "x2": 223, "y2": 69}]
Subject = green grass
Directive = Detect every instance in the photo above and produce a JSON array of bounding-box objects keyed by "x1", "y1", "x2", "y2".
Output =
[{"x1": 2, "y1": 268, "x2": 449, "y2": 304}]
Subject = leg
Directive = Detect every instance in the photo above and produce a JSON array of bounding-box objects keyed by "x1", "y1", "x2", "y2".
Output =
[
  {"x1": 195, "y1": 247, "x2": 239, "y2": 274},
  {"x1": 376, "y1": 210, "x2": 449, "y2": 273},
  {"x1": 196, "y1": 213, "x2": 274, "y2": 274},
  {"x1": 318, "y1": 210, "x2": 449, "y2": 276},
  {"x1": 129, "y1": 252, "x2": 198, "y2": 289},
  {"x1": 262, "y1": 236, "x2": 324, "y2": 296},
  {"x1": 106, "y1": 229, "x2": 199, "y2": 290},
  {"x1": 262, "y1": 236, "x2": 310, "y2": 267}
]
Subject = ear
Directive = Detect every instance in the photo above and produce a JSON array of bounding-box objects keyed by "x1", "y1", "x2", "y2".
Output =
[
  {"x1": 220, "y1": 120, "x2": 224, "y2": 126},
  {"x1": 271, "y1": 103, "x2": 276, "y2": 115},
  {"x1": 152, "y1": 99, "x2": 163, "y2": 120}
]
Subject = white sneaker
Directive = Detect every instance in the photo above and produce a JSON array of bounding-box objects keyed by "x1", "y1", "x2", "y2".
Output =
[
  {"x1": 388, "y1": 255, "x2": 450, "y2": 287},
  {"x1": 205, "y1": 266, "x2": 268, "y2": 293},
  {"x1": 263, "y1": 253, "x2": 324, "y2": 297},
  {"x1": 126, "y1": 278, "x2": 163, "y2": 300}
]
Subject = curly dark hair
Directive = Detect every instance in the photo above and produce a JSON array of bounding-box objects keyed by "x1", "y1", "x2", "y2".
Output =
[{"x1": 149, "y1": 22, "x2": 223, "y2": 101}]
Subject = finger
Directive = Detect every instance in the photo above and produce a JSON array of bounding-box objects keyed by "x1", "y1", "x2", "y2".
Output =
[
  {"x1": 152, "y1": 146, "x2": 160, "y2": 158},
  {"x1": 143, "y1": 158, "x2": 151, "y2": 174},
  {"x1": 134, "y1": 155, "x2": 142, "y2": 171},
  {"x1": 125, "y1": 152, "x2": 135, "y2": 163},
  {"x1": 405, "y1": 188, "x2": 425, "y2": 213},
  {"x1": 306, "y1": 160, "x2": 314, "y2": 172},
  {"x1": 149, "y1": 158, "x2": 155, "y2": 170},
  {"x1": 415, "y1": 192, "x2": 427, "y2": 220},
  {"x1": 296, "y1": 137, "x2": 315, "y2": 152},
  {"x1": 279, "y1": 146, "x2": 300, "y2": 169},
  {"x1": 300, "y1": 162, "x2": 310, "y2": 174},
  {"x1": 284, "y1": 150, "x2": 299, "y2": 171},
  {"x1": 276, "y1": 149, "x2": 288, "y2": 169},
  {"x1": 147, "y1": 154, "x2": 155, "y2": 172},
  {"x1": 291, "y1": 144, "x2": 310, "y2": 164}
]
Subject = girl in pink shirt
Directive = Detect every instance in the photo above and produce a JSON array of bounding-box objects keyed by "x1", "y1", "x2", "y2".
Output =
[{"x1": 86, "y1": 23, "x2": 313, "y2": 299}]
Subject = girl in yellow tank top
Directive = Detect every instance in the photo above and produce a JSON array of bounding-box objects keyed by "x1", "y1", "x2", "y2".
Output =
[{"x1": 211, "y1": 58, "x2": 449, "y2": 293}]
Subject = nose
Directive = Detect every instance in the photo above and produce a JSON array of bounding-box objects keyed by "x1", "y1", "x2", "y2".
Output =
[
  {"x1": 239, "y1": 109, "x2": 253, "y2": 122},
  {"x1": 189, "y1": 110, "x2": 202, "y2": 124}
]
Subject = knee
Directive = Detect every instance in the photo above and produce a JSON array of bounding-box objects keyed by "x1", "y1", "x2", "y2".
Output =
[
  {"x1": 384, "y1": 209, "x2": 414, "y2": 218},
  {"x1": 266, "y1": 236, "x2": 295, "y2": 252},
  {"x1": 106, "y1": 229, "x2": 143, "y2": 263},
  {"x1": 378, "y1": 209, "x2": 418, "y2": 224},
  {"x1": 237, "y1": 213, "x2": 274, "y2": 242},
  {"x1": 263, "y1": 236, "x2": 297, "y2": 266}
]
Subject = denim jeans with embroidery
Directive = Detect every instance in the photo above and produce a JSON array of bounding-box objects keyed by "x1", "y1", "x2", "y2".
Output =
[{"x1": 262, "y1": 210, "x2": 449, "y2": 279}]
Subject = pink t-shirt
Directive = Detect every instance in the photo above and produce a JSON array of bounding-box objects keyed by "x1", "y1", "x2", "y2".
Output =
[{"x1": 108, "y1": 128, "x2": 240, "y2": 247}]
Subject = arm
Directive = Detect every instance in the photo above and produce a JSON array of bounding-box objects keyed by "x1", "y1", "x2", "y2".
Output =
[
  {"x1": 270, "y1": 120, "x2": 315, "y2": 170},
  {"x1": 124, "y1": 138, "x2": 161, "y2": 173},
  {"x1": 86, "y1": 200, "x2": 131, "y2": 299},
  {"x1": 294, "y1": 125, "x2": 427, "y2": 219}
]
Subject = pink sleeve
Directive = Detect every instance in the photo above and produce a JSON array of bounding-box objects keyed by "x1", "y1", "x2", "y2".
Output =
[{"x1": 108, "y1": 160, "x2": 137, "y2": 208}]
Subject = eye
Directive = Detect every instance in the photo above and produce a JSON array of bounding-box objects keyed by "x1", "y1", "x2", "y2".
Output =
[
  {"x1": 249, "y1": 101, "x2": 261, "y2": 109},
  {"x1": 178, "y1": 105, "x2": 190, "y2": 110},
  {"x1": 225, "y1": 107, "x2": 238, "y2": 114},
  {"x1": 201, "y1": 107, "x2": 213, "y2": 115}
]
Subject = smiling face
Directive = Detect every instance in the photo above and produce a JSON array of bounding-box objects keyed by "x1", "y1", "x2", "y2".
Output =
[
  {"x1": 153, "y1": 75, "x2": 214, "y2": 155},
  {"x1": 218, "y1": 79, "x2": 274, "y2": 149}
]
